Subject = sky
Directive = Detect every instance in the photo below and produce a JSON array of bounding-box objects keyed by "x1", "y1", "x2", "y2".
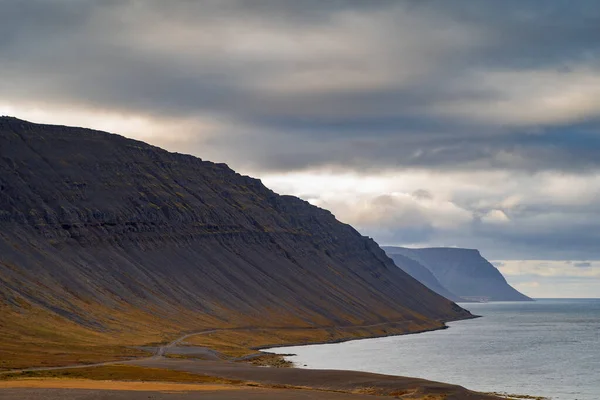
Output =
[{"x1": 1, "y1": 0, "x2": 600, "y2": 297}]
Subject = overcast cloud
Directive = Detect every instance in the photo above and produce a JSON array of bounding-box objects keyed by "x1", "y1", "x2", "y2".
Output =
[{"x1": 2, "y1": 0, "x2": 600, "y2": 296}]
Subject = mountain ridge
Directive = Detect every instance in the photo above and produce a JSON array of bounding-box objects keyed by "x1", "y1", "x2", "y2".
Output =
[
  {"x1": 0, "y1": 117, "x2": 472, "y2": 369},
  {"x1": 383, "y1": 246, "x2": 532, "y2": 302}
]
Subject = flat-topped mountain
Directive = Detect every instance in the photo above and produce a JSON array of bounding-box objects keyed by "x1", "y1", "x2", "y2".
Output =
[
  {"x1": 0, "y1": 117, "x2": 472, "y2": 368},
  {"x1": 383, "y1": 246, "x2": 532, "y2": 302},
  {"x1": 386, "y1": 253, "x2": 462, "y2": 302}
]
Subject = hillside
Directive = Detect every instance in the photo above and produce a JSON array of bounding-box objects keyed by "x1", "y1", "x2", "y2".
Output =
[
  {"x1": 0, "y1": 117, "x2": 472, "y2": 369},
  {"x1": 384, "y1": 246, "x2": 532, "y2": 302}
]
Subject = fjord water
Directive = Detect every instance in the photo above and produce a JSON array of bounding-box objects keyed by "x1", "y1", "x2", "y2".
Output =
[{"x1": 268, "y1": 299, "x2": 600, "y2": 400}]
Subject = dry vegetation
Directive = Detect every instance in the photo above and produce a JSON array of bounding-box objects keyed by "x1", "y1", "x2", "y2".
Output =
[
  {"x1": 0, "y1": 291, "x2": 232, "y2": 370},
  {"x1": 0, "y1": 364, "x2": 240, "y2": 384},
  {"x1": 0, "y1": 301, "x2": 172, "y2": 370},
  {"x1": 246, "y1": 353, "x2": 294, "y2": 368},
  {"x1": 0, "y1": 380, "x2": 247, "y2": 392},
  {"x1": 0, "y1": 306, "x2": 143, "y2": 370},
  {"x1": 1, "y1": 285, "x2": 440, "y2": 372}
]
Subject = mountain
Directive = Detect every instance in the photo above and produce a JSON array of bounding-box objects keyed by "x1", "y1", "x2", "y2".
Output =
[
  {"x1": 0, "y1": 117, "x2": 472, "y2": 369},
  {"x1": 386, "y1": 253, "x2": 462, "y2": 302},
  {"x1": 383, "y1": 246, "x2": 532, "y2": 302}
]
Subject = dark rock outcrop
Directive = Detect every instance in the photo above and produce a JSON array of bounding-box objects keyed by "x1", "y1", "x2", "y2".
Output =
[
  {"x1": 383, "y1": 246, "x2": 532, "y2": 302},
  {"x1": 0, "y1": 117, "x2": 472, "y2": 340}
]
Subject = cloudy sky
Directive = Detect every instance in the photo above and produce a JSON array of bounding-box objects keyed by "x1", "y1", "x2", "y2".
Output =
[{"x1": 2, "y1": 0, "x2": 600, "y2": 297}]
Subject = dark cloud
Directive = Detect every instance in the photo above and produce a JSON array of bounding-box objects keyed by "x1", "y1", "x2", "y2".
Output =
[
  {"x1": 367, "y1": 216, "x2": 600, "y2": 261},
  {"x1": 3, "y1": 0, "x2": 600, "y2": 267},
  {"x1": 2, "y1": 0, "x2": 600, "y2": 173}
]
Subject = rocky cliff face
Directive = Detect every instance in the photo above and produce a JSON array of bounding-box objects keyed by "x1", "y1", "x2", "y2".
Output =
[
  {"x1": 384, "y1": 246, "x2": 532, "y2": 302},
  {"x1": 0, "y1": 117, "x2": 471, "y2": 352},
  {"x1": 387, "y1": 253, "x2": 462, "y2": 302}
]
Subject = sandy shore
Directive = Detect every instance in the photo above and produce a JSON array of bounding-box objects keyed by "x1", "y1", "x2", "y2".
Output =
[
  {"x1": 0, "y1": 373, "x2": 502, "y2": 400},
  {"x1": 133, "y1": 357, "x2": 503, "y2": 399},
  {"x1": 0, "y1": 357, "x2": 506, "y2": 399}
]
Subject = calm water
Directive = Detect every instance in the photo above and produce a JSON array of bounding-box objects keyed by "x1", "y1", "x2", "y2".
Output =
[{"x1": 267, "y1": 299, "x2": 600, "y2": 400}]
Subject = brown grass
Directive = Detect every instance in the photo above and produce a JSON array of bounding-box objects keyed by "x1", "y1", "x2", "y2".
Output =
[
  {"x1": 0, "y1": 306, "x2": 143, "y2": 370},
  {"x1": 0, "y1": 294, "x2": 230, "y2": 370},
  {"x1": 0, "y1": 284, "x2": 440, "y2": 372},
  {"x1": 0, "y1": 364, "x2": 241, "y2": 385},
  {"x1": 0, "y1": 379, "x2": 245, "y2": 392},
  {"x1": 246, "y1": 353, "x2": 294, "y2": 368}
]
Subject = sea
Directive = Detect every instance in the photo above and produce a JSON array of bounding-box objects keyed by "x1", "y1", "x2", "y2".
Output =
[{"x1": 266, "y1": 299, "x2": 600, "y2": 400}]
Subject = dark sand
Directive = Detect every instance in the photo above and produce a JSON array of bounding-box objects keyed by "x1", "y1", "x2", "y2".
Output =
[
  {"x1": 0, "y1": 345, "x2": 504, "y2": 400},
  {"x1": 0, "y1": 355, "x2": 504, "y2": 400},
  {"x1": 129, "y1": 357, "x2": 502, "y2": 399}
]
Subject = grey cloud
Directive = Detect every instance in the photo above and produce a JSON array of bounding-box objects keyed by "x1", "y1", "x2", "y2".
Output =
[
  {"x1": 309, "y1": 169, "x2": 600, "y2": 260},
  {"x1": 2, "y1": 1, "x2": 600, "y2": 173},
  {"x1": 4, "y1": 0, "x2": 600, "y2": 265},
  {"x1": 412, "y1": 189, "x2": 433, "y2": 200},
  {"x1": 375, "y1": 217, "x2": 600, "y2": 261}
]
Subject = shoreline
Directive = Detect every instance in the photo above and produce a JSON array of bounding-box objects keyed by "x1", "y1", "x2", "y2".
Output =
[
  {"x1": 0, "y1": 314, "x2": 480, "y2": 374},
  {"x1": 253, "y1": 313, "x2": 549, "y2": 400},
  {"x1": 1, "y1": 314, "x2": 518, "y2": 400},
  {"x1": 254, "y1": 313, "x2": 481, "y2": 354}
]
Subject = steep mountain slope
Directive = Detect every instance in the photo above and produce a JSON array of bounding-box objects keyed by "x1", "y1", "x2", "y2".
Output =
[
  {"x1": 383, "y1": 246, "x2": 532, "y2": 301},
  {"x1": 386, "y1": 253, "x2": 461, "y2": 302},
  {"x1": 0, "y1": 117, "x2": 472, "y2": 368}
]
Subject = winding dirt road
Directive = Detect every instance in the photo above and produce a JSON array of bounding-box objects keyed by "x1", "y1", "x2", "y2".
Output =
[
  {"x1": 0, "y1": 319, "x2": 428, "y2": 375},
  {"x1": 0, "y1": 321, "x2": 506, "y2": 400},
  {"x1": 0, "y1": 328, "x2": 220, "y2": 375}
]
